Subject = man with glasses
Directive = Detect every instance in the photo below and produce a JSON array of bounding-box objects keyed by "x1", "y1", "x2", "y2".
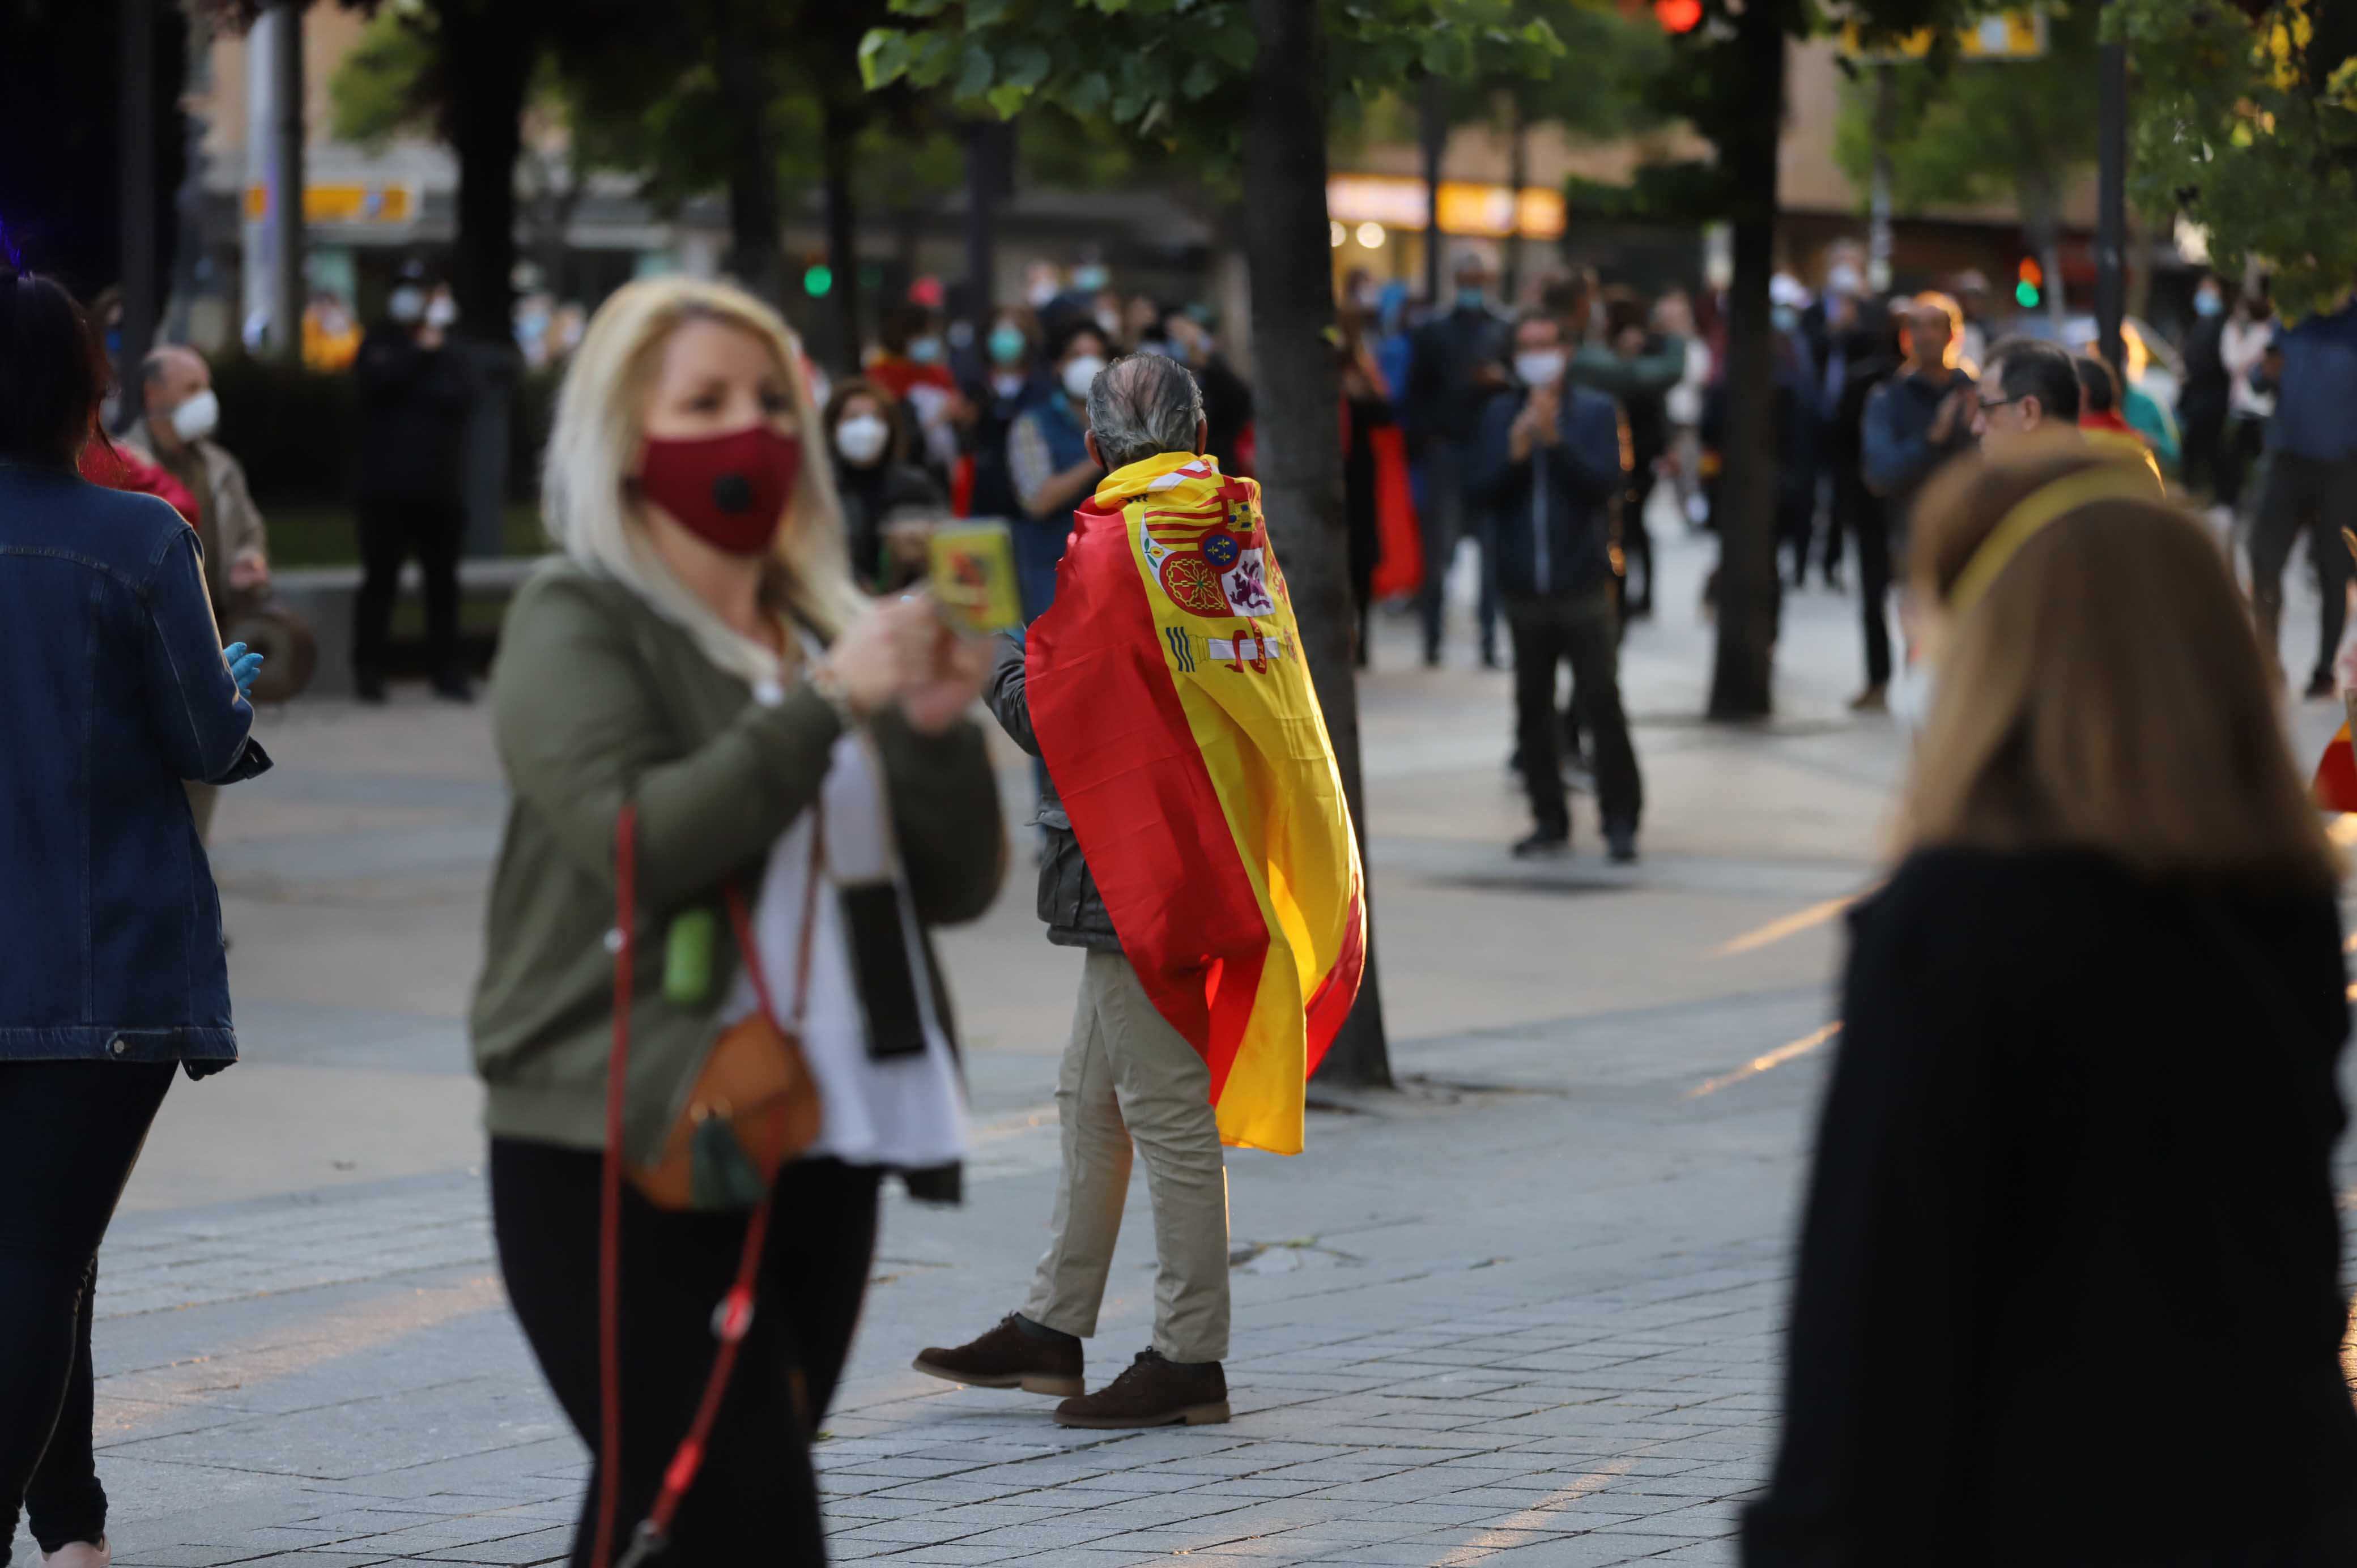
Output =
[{"x1": 1969, "y1": 338, "x2": 2081, "y2": 457}]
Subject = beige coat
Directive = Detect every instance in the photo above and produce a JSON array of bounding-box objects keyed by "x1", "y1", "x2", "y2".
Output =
[{"x1": 121, "y1": 426, "x2": 269, "y2": 615}]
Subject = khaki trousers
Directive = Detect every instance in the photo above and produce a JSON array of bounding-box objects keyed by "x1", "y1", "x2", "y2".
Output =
[{"x1": 1022, "y1": 949, "x2": 1231, "y2": 1364}]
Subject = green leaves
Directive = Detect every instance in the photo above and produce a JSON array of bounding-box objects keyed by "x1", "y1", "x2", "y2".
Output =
[{"x1": 2112, "y1": 0, "x2": 2357, "y2": 317}]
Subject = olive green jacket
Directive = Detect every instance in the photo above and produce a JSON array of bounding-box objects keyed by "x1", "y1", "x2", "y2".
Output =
[{"x1": 470, "y1": 559, "x2": 1005, "y2": 1173}]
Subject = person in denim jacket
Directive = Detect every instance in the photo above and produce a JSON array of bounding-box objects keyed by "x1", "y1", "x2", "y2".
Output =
[{"x1": 0, "y1": 269, "x2": 269, "y2": 1568}]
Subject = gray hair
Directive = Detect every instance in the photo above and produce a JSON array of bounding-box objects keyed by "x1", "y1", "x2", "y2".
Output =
[{"x1": 1085, "y1": 352, "x2": 1205, "y2": 471}]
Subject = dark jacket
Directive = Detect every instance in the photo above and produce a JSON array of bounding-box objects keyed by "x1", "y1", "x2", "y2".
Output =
[
  {"x1": 354, "y1": 323, "x2": 471, "y2": 506},
  {"x1": 833, "y1": 458, "x2": 944, "y2": 591},
  {"x1": 2180, "y1": 312, "x2": 2230, "y2": 424},
  {"x1": 2268, "y1": 304, "x2": 2357, "y2": 464},
  {"x1": 985, "y1": 628, "x2": 1119, "y2": 952},
  {"x1": 1473, "y1": 380, "x2": 1629, "y2": 599},
  {"x1": 1407, "y1": 304, "x2": 1511, "y2": 446},
  {"x1": 965, "y1": 370, "x2": 1050, "y2": 522},
  {"x1": 1744, "y1": 848, "x2": 2357, "y2": 1566},
  {"x1": 1861, "y1": 368, "x2": 1974, "y2": 529},
  {"x1": 0, "y1": 460, "x2": 271, "y2": 1066}
]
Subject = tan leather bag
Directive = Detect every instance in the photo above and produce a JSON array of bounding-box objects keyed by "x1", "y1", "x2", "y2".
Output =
[{"x1": 614, "y1": 804, "x2": 826, "y2": 1211}]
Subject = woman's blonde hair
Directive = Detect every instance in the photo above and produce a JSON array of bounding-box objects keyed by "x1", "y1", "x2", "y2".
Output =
[
  {"x1": 542, "y1": 276, "x2": 867, "y2": 683},
  {"x1": 1903, "y1": 441, "x2": 2341, "y2": 890}
]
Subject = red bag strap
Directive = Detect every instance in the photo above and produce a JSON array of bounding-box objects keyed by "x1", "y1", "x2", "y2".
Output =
[
  {"x1": 721, "y1": 798, "x2": 826, "y2": 1033},
  {"x1": 595, "y1": 794, "x2": 829, "y2": 1568}
]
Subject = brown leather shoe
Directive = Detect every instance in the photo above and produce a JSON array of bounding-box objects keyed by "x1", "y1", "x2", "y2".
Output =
[
  {"x1": 913, "y1": 1314, "x2": 1084, "y2": 1397},
  {"x1": 1053, "y1": 1349, "x2": 1229, "y2": 1429}
]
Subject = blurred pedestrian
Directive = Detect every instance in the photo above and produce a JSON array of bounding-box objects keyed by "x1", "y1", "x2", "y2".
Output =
[
  {"x1": 1338, "y1": 305, "x2": 1394, "y2": 663},
  {"x1": 1969, "y1": 338, "x2": 2082, "y2": 457},
  {"x1": 1862, "y1": 296, "x2": 1976, "y2": 536},
  {"x1": 1006, "y1": 322, "x2": 1109, "y2": 621},
  {"x1": 1655, "y1": 289, "x2": 1713, "y2": 531},
  {"x1": 2073, "y1": 355, "x2": 2168, "y2": 490},
  {"x1": 868, "y1": 301, "x2": 968, "y2": 477},
  {"x1": 2179, "y1": 273, "x2": 2232, "y2": 505},
  {"x1": 1743, "y1": 445, "x2": 2357, "y2": 1565},
  {"x1": 964, "y1": 308, "x2": 1048, "y2": 523},
  {"x1": 1827, "y1": 299, "x2": 1900, "y2": 709},
  {"x1": 122, "y1": 345, "x2": 275, "y2": 840},
  {"x1": 1159, "y1": 308, "x2": 1254, "y2": 478},
  {"x1": 2248, "y1": 293, "x2": 2357, "y2": 699},
  {"x1": 475, "y1": 276, "x2": 1001, "y2": 1565},
  {"x1": 824, "y1": 378, "x2": 944, "y2": 593},
  {"x1": 2217, "y1": 284, "x2": 2277, "y2": 521},
  {"x1": 918, "y1": 352, "x2": 1363, "y2": 1431},
  {"x1": 0, "y1": 266, "x2": 271, "y2": 1568},
  {"x1": 2114, "y1": 325, "x2": 2181, "y2": 473},
  {"x1": 1477, "y1": 310, "x2": 1641, "y2": 862},
  {"x1": 1407, "y1": 253, "x2": 1512, "y2": 667},
  {"x1": 352, "y1": 279, "x2": 471, "y2": 704},
  {"x1": 1573, "y1": 289, "x2": 1684, "y2": 618}
]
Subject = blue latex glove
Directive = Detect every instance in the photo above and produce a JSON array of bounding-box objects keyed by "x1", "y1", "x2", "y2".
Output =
[{"x1": 223, "y1": 641, "x2": 265, "y2": 697}]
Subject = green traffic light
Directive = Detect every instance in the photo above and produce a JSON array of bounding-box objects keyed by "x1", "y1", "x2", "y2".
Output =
[
  {"x1": 2015, "y1": 280, "x2": 2040, "y2": 308},
  {"x1": 804, "y1": 265, "x2": 833, "y2": 298}
]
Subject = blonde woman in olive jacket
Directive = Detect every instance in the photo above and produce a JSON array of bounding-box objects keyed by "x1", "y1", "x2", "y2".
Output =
[{"x1": 472, "y1": 278, "x2": 1002, "y2": 1565}]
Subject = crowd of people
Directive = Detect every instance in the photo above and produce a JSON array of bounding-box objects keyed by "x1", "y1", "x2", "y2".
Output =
[{"x1": 6, "y1": 227, "x2": 2357, "y2": 1568}]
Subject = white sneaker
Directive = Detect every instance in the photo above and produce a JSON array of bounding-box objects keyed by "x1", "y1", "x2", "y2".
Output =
[{"x1": 42, "y1": 1541, "x2": 110, "y2": 1568}]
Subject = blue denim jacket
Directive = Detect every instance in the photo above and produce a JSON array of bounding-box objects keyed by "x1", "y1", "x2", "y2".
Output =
[
  {"x1": 0, "y1": 459, "x2": 271, "y2": 1067},
  {"x1": 2269, "y1": 305, "x2": 2357, "y2": 465}
]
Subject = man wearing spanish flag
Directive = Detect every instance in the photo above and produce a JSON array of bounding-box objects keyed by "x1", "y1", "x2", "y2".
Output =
[{"x1": 914, "y1": 353, "x2": 1365, "y2": 1429}]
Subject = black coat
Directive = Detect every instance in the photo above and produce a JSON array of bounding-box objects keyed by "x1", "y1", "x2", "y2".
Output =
[
  {"x1": 984, "y1": 629, "x2": 1118, "y2": 952},
  {"x1": 353, "y1": 323, "x2": 471, "y2": 508},
  {"x1": 1745, "y1": 847, "x2": 2357, "y2": 1566}
]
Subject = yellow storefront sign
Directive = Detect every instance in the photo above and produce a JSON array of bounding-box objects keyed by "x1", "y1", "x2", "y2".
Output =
[
  {"x1": 241, "y1": 184, "x2": 416, "y2": 224},
  {"x1": 1326, "y1": 175, "x2": 1565, "y2": 240}
]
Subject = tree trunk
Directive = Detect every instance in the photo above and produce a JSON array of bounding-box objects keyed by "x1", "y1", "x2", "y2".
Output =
[
  {"x1": 1244, "y1": 0, "x2": 1390, "y2": 1089},
  {"x1": 1501, "y1": 94, "x2": 1527, "y2": 309},
  {"x1": 822, "y1": 100, "x2": 863, "y2": 373},
  {"x1": 116, "y1": 0, "x2": 157, "y2": 407},
  {"x1": 1419, "y1": 73, "x2": 1446, "y2": 308},
  {"x1": 963, "y1": 118, "x2": 1011, "y2": 338},
  {"x1": 717, "y1": 32, "x2": 784, "y2": 306},
  {"x1": 439, "y1": 0, "x2": 527, "y2": 344},
  {"x1": 267, "y1": 0, "x2": 304, "y2": 365},
  {"x1": 1706, "y1": 2, "x2": 1786, "y2": 722}
]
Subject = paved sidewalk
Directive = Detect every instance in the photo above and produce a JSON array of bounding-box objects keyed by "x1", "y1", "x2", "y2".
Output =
[{"x1": 23, "y1": 521, "x2": 2356, "y2": 1566}]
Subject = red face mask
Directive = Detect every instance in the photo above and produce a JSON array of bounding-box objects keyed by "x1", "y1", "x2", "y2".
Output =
[{"x1": 635, "y1": 424, "x2": 802, "y2": 556}]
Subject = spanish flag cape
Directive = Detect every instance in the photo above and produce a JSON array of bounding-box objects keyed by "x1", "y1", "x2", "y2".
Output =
[{"x1": 1027, "y1": 453, "x2": 1367, "y2": 1155}]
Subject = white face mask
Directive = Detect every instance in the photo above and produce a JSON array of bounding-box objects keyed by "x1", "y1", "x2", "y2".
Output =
[
  {"x1": 168, "y1": 388, "x2": 219, "y2": 443},
  {"x1": 388, "y1": 286, "x2": 426, "y2": 324},
  {"x1": 425, "y1": 295, "x2": 458, "y2": 330},
  {"x1": 1062, "y1": 355, "x2": 1105, "y2": 402},
  {"x1": 990, "y1": 370, "x2": 1027, "y2": 399},
  {"x1": 834, "y1": 414, "x2": 890, "y2": 466},
  {"x1": 1514, "y1": 351, "x2": 1565, "y2": 388}
]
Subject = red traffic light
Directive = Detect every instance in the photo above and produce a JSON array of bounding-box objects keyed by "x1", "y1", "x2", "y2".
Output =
[{"x1": 1654, "y1": 0, "x2": 1703, "y2": 31}]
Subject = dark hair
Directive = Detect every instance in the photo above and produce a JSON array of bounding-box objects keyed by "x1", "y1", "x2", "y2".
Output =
[
  {"x1": 1514, "y1": 308, "x2": 1568, "y2": 344},
  {"x1": 821, "y1": 376, "x2": 910, "y2": 465},
  {"x1": 0, "y1": 268, "x2": 108, "y2": 467},
  {"x1": 1600, "y1": 287, "x2": 1648, "y2": 342},
  {"x1": 2075, "y1": 354, "x2": 2121, "y2": 416},
  {"x1": 1046, "y1": 319, "x2": 1108, "y2": 364},
  {"x1": 1989, "y1": 338, "x2": 2082, "y2": 424}
]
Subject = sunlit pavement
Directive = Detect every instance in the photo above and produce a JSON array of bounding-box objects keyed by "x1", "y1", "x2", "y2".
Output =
[{"x1": 30, "y1": 513, "x2": 2357, "y2": 1567}]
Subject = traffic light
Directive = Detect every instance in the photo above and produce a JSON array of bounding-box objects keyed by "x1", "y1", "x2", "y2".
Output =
[
  {"x1": 803, "y1": 264, "x2": 833, "y2": 299},
  {"x1": 1654, "y1": 0, "x2": 1703, "y2": 31},
  {"x1": 2015, "y1": 256, "x2": 2042, "y2": 309}
]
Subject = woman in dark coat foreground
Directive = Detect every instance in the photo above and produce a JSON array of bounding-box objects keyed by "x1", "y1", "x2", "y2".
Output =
[{"x1": 1743, "y1": 443, "x2": 2357, "y2": 1567}]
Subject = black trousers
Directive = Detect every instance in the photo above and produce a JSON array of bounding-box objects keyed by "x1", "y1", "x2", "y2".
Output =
[
  {"x1": 0, "y1": 1061, "x2": 174, "y2": 1564},
  {"x1": 491, "y1": 1139, "x2": 883, "y2": 1566},
  {"x1": 2249, "y1": 453, "x2": 2357, "y2": 681},
  {"x1": 2217, "y1": 415, "x2": 2269, "y2": 516},
  {"x1": 1503, "y1": 589, "x2": 1642, "y2": 839},
  {"x1": 1416, "y1": 439, "x2": 1499, "y2": 662},
  {"x1": 1839, "y1": 472, "x2": 1894, "y2": 689},
  {"x1": 1620, "y1": 471, "x2": 1657, "y2": 618},
  {"x1": 353, "y1": 495, "x2": 464, "y2": 680},
  {"x1": 2179, "y1": 404, "x2": 2228, "y2": 501}
]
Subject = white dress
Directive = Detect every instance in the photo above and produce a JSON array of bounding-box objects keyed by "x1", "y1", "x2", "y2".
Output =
[{"x1": 720, "y1": 728, "x2": 968, "y2": 1170}]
